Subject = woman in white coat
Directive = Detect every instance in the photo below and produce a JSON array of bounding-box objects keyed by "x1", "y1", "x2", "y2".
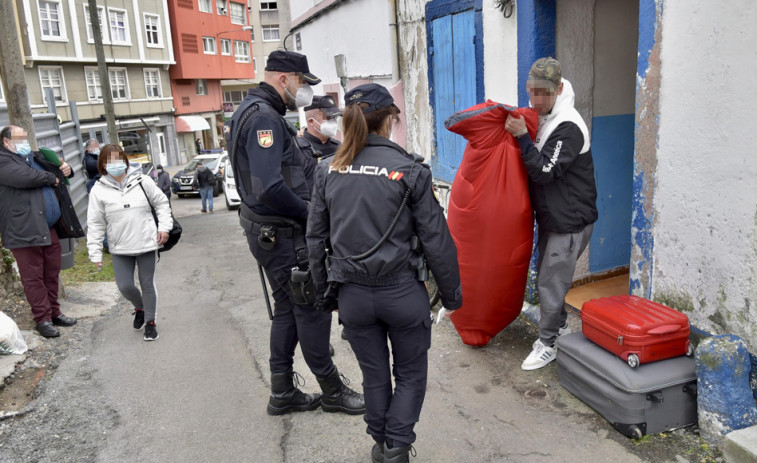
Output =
[{"x1": 87, "y1": 144, "x2": 172, "y2": 341}]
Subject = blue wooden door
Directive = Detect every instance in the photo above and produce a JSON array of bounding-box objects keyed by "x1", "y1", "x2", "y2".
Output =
[{"x1": 430, "y1": 9, "x2": 477, "y2": 183}]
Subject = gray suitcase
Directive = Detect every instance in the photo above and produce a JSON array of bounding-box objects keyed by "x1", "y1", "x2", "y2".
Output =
[{"x1": 556, "y1": 332, "x2": 697, "y2": 438}]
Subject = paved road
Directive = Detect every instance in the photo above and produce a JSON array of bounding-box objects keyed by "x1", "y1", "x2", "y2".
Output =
[{"x1": 1, "y1": 191, "x2": 659, "y2": 462}]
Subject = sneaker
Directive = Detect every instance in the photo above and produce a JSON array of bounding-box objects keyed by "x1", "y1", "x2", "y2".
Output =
[
  {"x1": 209, "y1": 210, "x2": 214, "y2": 214},
  {"x1": 522, "y1": 340, "x2": 556, "y2": 370},
  {"x1": 201, "y1": 209, "x2": 207, "y2": 213},
  {"x1": 133, "y1": 309, "x2": 145, "y2": 330},
  {"x1": 144, "y1": 321, "x2": 159, "y2": 341},
  {"x1": 559, "y1": 322, "x2": 571, "y2": 336}
]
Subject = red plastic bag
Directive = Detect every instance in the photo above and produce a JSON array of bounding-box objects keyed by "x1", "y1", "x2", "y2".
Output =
[{"x1": 445, "y1": 101, "x2": 538, "y2": 346}]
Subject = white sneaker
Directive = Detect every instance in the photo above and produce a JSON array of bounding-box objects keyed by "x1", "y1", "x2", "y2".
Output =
[
  {"x1": 522, "y1": 340, "x2": 556, "y2": 370},
  {"x1": 559, "y1": 322, "x2": 571, "y2": 336}
]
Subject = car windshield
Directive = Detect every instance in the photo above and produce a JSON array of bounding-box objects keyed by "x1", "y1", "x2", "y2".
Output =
[
  {"x1": 225, "y1": 163, "x2": 234, "y2": 178},
  {"x1": 184, "y1": 158, "x2": 219, "y2": 171}
]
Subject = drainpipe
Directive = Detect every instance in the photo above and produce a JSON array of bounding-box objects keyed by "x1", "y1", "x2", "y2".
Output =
[{"x1": 392, "y1": 0, "x2": 402, "y2": 82}]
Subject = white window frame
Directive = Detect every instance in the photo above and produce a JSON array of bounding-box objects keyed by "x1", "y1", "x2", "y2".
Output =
[
  {"x1": 108, "y1": 67, "x2": 130, "y2": 100},
  {"x1": 143, "y1": 68, "x2": 162, "y2": 98},
  {"x1": 229, "y1": 2, "x2": 245, "y2": 25},
  {"x1": 196, "y1": 79, "x2": 208, "y2": 96},
  {"x1": 216, "y1": 0, "x2": 227, "y2": 15},
  {"x1": 143, "y1": 13, "x2": 163, "y2": 48},
  {"x1": 249, "y1": 25, "x2": 254, "y2": 42},
  {"x1": 202, "y1": 37, "x2": 216, "y2": 55},
  {"x1": 38, "y1": 66, "x2": 67, "y2": 104},
  {"x1": 83, "y1": 5, "x2": 110, "y2": 44},
  {"x1": 262, "y1": 25, "x2": 280, "y2": 42},
  {"x1": 107, "y1": 7, "x2": 131, "y2": 46},
  {"x1": 37, "y1": 0, "x2": 68, "y2": 42},
  {"x1": 259, "y1": 1, "x2": 277, "y2": 11},
  {"x1": 234, "y1": 40, "x2": 250, "y2": 63},
  {"x1": 253, "y1": 57, "x2": 257, "y2": 75},
  {"x1": 83, "y1": 67, "x2": 102, "y2": 102},
  {"x1": 220, "y1": 38, "x2": 232, "y2": 56},
  {"x1": 199, "y1": 0, "x2": 212, "y2": 13}
]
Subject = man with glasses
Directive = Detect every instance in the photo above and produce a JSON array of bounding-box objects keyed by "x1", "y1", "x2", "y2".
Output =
[{"x1": 504, "y1": 57, "x2": 598, "y2": 370}]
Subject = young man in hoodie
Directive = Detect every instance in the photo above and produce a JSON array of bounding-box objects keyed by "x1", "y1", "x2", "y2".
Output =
[{"x1": 505, "y1": 57, "x2": 598, "y2": 370}]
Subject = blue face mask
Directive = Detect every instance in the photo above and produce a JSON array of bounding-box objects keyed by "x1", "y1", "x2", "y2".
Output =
[
  {"x1": 15, "y1": 141, "x2": 31, "y2": 157},
  {"x1": 106, "y1": 162, "x2": 127, "y2": 177},
  {"x1": 91, "y1": 148, "x2": 100, "y2": 157}
]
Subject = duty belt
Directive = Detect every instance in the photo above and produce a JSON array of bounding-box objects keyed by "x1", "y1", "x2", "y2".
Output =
[{"x1": 250, "y1": 222, "x2": 294, "y2": 238}]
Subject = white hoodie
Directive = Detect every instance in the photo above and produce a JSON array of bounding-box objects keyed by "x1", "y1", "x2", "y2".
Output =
[
  {"x1": 87, "y1": 163, "x2": 173, "y2": 262},
  {"x1": 533, "y1": 78, "x2": 591, "y2": 154}
]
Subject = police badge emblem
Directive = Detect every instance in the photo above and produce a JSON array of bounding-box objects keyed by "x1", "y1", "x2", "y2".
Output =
[{"x1": 257, "y1": 130, "x2": 273, "y2": 148}]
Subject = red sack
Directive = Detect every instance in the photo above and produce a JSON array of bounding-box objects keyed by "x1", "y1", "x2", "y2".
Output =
[{"x1": 445, "y1": 101, "x2": 538, "y2": 346}]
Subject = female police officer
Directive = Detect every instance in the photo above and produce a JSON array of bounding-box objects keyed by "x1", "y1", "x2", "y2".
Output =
[{"x1": 307, "y1": 84, "x2": 462, "y2": 463}]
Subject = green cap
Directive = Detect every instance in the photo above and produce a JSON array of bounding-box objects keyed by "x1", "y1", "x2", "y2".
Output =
[{"x1": 528, "y1": 57, "x2": 561, "y2": 91}]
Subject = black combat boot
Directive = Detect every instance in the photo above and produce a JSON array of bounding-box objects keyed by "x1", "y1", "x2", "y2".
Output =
[
  {"x1": 383, "y1": 441, "x2": 415, "y2": 463},
  {"x1": 371, "y1": 442, "x2": 384, "y2": 463},
  {"x1": 316, "y1": 368, "x2": 366, "y2": 415},
  {"x1": 267, "y1": 371, "x2": 321, "y2": 416}
]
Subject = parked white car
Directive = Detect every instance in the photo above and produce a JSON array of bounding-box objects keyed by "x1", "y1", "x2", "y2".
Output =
[{"x1": 223, "y1": 160, "x2": 241, "y2": 210}]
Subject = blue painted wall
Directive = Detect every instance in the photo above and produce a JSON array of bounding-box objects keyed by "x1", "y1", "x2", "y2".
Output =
[
  {"x1": 516, "y1": 0, "x2": 556, "y2": 107},
  {"x1": 589, "y1": 114, "x2": 634, "y2": 273}
]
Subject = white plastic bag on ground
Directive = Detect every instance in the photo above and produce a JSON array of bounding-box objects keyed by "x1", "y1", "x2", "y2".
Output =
[{"x1": 0, "y1": 311, "x2": 28, "y2": 355}]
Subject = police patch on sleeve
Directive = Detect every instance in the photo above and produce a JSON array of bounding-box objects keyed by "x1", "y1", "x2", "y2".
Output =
[{"x1": 257, "y1": 130, "x2": 273, "y2": 148}]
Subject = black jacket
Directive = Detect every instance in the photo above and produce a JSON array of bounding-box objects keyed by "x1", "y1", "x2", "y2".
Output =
[
  {"x1": 0, "y1": 146, "x2": 84, "y2": 249},
  {"x1": 297, "y1": 131, "x2": 341, "y2": 194},
  {"x1": 226, "y1": 83, "x2": 311, "y2": 223},
  {"x1": 517, "y1": 121, "x2": 598, "y2": 234},
  {"x1": 196, "y1": 166, "x2": 216, "y2": 188},
  {"x1": 157, "y1": 171, "x2": 171, "y2": 197},
  {"x1": 307, "y1": 135, "x2": 462, "y2": 310}
]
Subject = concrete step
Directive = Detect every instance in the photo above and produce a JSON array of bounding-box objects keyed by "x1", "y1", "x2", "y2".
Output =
[{"x1": 723, "y1": 425, "x2": 757, "y2": 463}]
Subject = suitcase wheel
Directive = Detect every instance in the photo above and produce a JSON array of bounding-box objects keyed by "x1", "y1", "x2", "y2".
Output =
[
  {"x1": 630, "y1": 425, "x2": 643, "y2": 439},
  {"x1": 627, "y1": 353, "x2": 640, "y2": 368}
]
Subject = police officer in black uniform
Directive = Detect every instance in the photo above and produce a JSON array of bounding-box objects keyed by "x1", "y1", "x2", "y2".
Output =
[
  {"x1": 301, "y1": 95, "x2": 341, "y2": 159},
  {"x1": 307, "y1": 84, "x2": 462, "y2": 463},
  {"x1": 226, "y1": 50, "x2": 364, "y2": 417}
]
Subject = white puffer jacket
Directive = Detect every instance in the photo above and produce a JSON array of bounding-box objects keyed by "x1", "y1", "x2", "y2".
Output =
[{"x1": 87, "y1": 164, "x2": 173, "y2": 262}]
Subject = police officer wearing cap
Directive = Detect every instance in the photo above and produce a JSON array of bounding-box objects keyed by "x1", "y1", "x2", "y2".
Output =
[
  {"x1": 226, "y1": 50, "x2": 364, "y2": 417},
  {"x1": 301, "y1": 95, "x2": 341, "y2": 160},
  {"x1": 307, "y1": 83, "x2": 462, "y2": 463}
]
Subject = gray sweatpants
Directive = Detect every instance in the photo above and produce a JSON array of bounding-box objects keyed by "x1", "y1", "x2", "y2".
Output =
[
  {"x1": 111, "y1": 251, "x2": 159, "y2": 323},
  {"x1": 536, "y1": 224, "x2": 593, "y2": 346}
]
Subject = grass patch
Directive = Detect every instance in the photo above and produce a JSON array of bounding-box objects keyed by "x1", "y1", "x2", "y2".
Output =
[{"x1": 61, "y1": 240, "x2": 115, "y2": 284}]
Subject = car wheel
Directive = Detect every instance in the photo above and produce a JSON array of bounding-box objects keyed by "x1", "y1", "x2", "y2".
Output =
[
  {"x1": 213, "y1": 184, "x2": 220, "y2": 197},
  {"x1": 226, "y1": 196, "x2": 232, "y2": 211}
]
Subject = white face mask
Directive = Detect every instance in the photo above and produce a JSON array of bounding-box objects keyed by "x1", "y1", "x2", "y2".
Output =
[
  {"x1": 314, "y1": 119, "x2": 338, "y2": 138},
  {"x1": 284, "y1": 78, "x2": 314, "y2": 110}
]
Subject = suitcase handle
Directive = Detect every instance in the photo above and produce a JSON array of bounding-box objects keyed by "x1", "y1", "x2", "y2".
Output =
[{"x1": 647, "y1": 324, "x2": 681, "y2": 335}]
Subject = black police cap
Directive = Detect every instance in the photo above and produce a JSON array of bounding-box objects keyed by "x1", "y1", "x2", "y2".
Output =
[
  {"x1": 344, "y1": 83, "x2": 400, "y2": 114},
  {"x1": 265, "y1": 50, "x2": 321, "y2": 85},
  {"x1": 304, "y1": 95, "x2": 342, "y2": 116}
]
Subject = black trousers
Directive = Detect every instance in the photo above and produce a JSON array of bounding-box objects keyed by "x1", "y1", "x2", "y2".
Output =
[
  {"x1": 247, "y1": 232, "x2": 334, "y2": 378},
  {"x1": 338, "y1": 280, "x2": 432, "y2": 446}
]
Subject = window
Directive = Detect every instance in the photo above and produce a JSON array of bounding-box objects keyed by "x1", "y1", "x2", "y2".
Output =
[
  {"x1": 144, "y1": 69, "x2": 162, "y2": 98},
  {"x1": 108, "y1": 8, "x2": 130, "y2": 45},
  {"x1": 253, "y1": 57, "x2": 257, "y2": 75},
  {"x1": 220, "y1": 39, "x2": 231, "y2": 55},
  {"x1": 198, "y1": 0, "x2": 212, "y2": 13},
  {"x1": 202, "y1": 37, "x2": 216, "y2": 54},
  {"x1": 262, "y1": 25, "x2": 279, "y2": 42},
  {"x1": 196, "y1": 79, "x2": 208, "y2": 96},
  {"x1": 38, "y1": 1, "x2": 66, "y2": 40},
  {"x1": 259, "y1": 1, "x2": 277, "y2": 10},
  {"x1": 229, "y1": 2, "x2": 245, "y2": 25},
  {"x1": 109, "y1": 68, "x2": 129, "y2": 100},
  {"x1": 223, "y1": 90, "x2": 243, "y2": 104},
  {"x1": 39, "y1": 67, "x2": 66, "y2": 103},
  {"x1": 234, "y1": 40, "x2": 250, "y2": 63},
  {"x1": 216, "y1": 0, "x2": 227, "y2": 15},
  {"x1": 84, "y1": 67, "x2": 102, "y2": 101},
  {"x1": 249, "y1": 26, "x2": 254, "y2": 42},
  {"x1": 84, "y1": 5, "x2": 109, "y2": 43},
  {"x1": 144, "y1": 14, "x2": 162, "y2": 47}
]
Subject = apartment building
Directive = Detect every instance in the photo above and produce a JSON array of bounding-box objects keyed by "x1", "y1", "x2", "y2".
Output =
[
  {"x1": 166, "y1": 0, "x2": 256, "y2": 159},
  {"x1": 15, "y1": 0, "x2": 180, "y2": 166},
  {"x1": 221, "y1": 0, "x2": 291, "y2": 117}
]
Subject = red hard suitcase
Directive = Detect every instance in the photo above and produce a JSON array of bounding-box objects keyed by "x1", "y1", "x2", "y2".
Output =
[{"x1": 581, "y1": 295, "x2": 692, "y2": 368}]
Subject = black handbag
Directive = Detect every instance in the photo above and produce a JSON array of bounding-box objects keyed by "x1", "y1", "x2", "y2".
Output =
[{"x1": 138, "y1": 180, "x2": 182, "y2": 252}]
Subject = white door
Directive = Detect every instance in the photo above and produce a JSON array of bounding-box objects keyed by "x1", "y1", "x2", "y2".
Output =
[{"x1": 156, "y1": 132, "x2": 168, "y2": 166}]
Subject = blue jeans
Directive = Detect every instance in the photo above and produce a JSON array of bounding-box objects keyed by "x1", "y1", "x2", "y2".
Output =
[{"x1": 199, "y1": 186, "x2": 213, "y2": 211}]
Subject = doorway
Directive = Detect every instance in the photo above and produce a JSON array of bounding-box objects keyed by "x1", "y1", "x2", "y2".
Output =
[{"x1": 156, "y1": 132, "x2": 168, "y2": 166}]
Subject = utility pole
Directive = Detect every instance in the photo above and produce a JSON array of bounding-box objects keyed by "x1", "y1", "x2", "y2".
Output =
[
  {"x1": 0, "y1": 1, "x2": 38, "y2": 149},
  {"x1": 88, "y1": 0, "x2": 117, "y2": 143}
]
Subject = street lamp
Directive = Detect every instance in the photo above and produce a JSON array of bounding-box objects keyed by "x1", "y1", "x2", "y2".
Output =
[{"x1": 215, "y1": 25, "x2": 253, "y2": 40}]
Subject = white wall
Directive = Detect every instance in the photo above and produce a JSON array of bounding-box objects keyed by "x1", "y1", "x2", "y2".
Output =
[
  {"x1": 482, "y1": 1, "x2": 518, "y2": 105},
  {"x1": 652, "y1": 2, "x2": 757, "y2": 347},
  {"x1": 292, "y1": 0, "x2": 396, "y2": 97}
]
